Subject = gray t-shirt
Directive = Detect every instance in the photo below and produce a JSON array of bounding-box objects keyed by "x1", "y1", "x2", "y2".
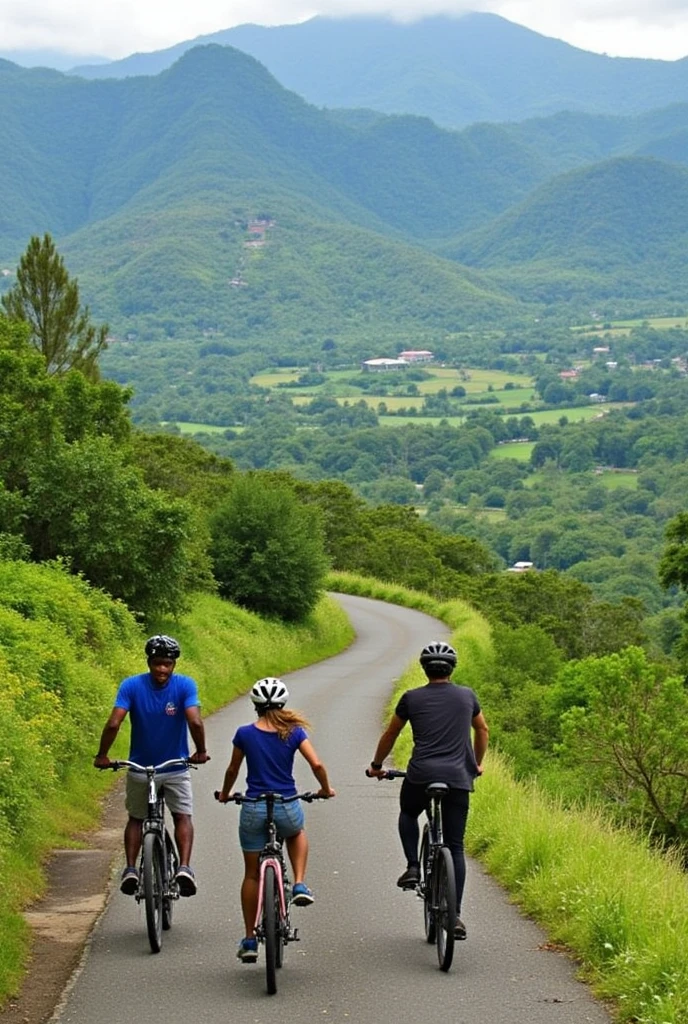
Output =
[{"x1": 395, "y1": 682, "x2": 481, "y2": 790}]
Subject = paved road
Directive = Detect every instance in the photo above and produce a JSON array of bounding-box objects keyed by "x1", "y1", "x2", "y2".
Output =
[{"x1": 56, "y1": 595, "x2": 611, "y2": 1024}]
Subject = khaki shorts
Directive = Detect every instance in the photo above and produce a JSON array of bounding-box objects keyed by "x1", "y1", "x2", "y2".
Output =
[{"x1": 125, "y1": 771, "x2": 193, "y2": 819}]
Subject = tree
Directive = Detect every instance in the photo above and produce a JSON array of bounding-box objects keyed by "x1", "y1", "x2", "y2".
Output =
[
  {"x1": 2, "y1": 234, "x2": 108, "y2": 379},
  {"x1": 24, "y1": 435, "x2": 210, "y2": 618},
  {"x1": 658, "y1": 511, "x2": 688, "y2": 666},
  {"x1": 554, "y1": 648, "x2": 688, "y2": 842},
  {"x1": 209, "y1": 475, "x2": 329, "y2": 621}
]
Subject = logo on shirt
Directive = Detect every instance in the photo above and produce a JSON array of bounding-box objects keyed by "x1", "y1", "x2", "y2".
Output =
[{"x1": 165, "y1": 702, "x2": 178, "y2": 716}]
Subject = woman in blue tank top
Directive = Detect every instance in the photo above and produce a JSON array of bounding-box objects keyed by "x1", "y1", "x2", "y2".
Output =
[{"x1": 217, "y1": 677, "x2": 335, "y2": 962}]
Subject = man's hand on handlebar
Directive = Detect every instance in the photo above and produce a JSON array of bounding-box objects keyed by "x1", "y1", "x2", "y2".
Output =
[
  {"x1": 93, "y1": 754, "x2": 112, "y2": 769},
  {"x1": 316, "y1": 787, "x2": 336, "y2": 798},
  {"x1": 189, "y1": 750, "x2": 211, "y2": 765}
]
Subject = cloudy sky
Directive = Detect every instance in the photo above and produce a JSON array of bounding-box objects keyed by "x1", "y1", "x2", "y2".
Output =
[{"x1": 2, "y1": 0, "x2": 688, "y2": 62}]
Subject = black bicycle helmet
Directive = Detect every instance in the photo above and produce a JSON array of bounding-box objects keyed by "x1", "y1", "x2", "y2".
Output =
[
  {"x1": 145, "y1": 634, "x2": 181, "y2": 660},
  {"x1": 419, "y1": 641, "x2": 457, "y2": 674}
]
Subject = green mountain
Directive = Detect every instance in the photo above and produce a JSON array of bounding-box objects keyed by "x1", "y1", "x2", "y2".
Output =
[
  {"x1": 0, "y1": 46, "x2": 524, "y2": 343},
  {"x1": 3, "y1": 43, "x2": 688, "y2": 354},
  {"x1": 445, "y1": 156, "x2": 688, "y2": 304},
  {"x1": 68, "y1": 14, "x2": 688, "y2": 130}
]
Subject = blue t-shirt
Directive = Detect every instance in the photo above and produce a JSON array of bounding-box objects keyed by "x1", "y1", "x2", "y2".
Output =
[
  {"x1": 233, "y1": 723, "x2": 308, "y2": 797},
  {"x1": 115, "y1": 672, "x2": 200, "y2": 772}
]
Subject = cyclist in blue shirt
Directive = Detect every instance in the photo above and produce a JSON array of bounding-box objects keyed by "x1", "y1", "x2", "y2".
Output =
[
  {"x1": 94, "y1": 635, "x2": 210, "y2": 897},
  {"x1": 217, "y1": 677, "x2": 335, "y2": 962}
]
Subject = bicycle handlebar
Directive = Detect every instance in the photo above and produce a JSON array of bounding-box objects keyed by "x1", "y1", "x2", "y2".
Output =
[
  {"x1": 97, "y1": 758, "x2": 197, "y2": 773},
  {"x1": 214, "y1": 790, "x2": 328, "y2": 804},
  {"x1": 365, "y1": 768, "x2": 406, "y2": 780}
]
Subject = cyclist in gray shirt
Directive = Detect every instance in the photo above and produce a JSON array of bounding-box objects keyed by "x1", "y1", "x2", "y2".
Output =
[{"x1": 368, "y1": 641, "x2": 489, "y2": 939}]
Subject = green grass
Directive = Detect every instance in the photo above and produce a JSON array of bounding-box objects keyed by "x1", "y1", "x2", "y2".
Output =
[
  {"x1": 490, "y1": 441, "x2": 535, "y2": 461},
  {"x1": 161, "y1": 421, "x2": 244, "y2": 435},
  {"x1": 251, "y1": 365, "x2": 535, "y2": 403},
  {"x1": 596, "y1": 470, "x2": 639, "y2": 490},
  {"x1": 527, "y1": 405, "x2": 611, "y2": 425},
  {"x1": 378, "y1": 414, "x2": 466, "y2": 427},
  {"x1": 574, "y1": 316, "x2": 688, "y2": 333}
]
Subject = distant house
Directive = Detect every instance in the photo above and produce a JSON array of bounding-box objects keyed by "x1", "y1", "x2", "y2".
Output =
[
  {"x1": 558, "y1": 369, "x2": 578, "y2": 379},
  {"x1": 589, "y1": 393, "x2": 606, "y2": 403},
  {"x1": 507, "y1": 561, "x2": 534, "y2": 573},
  {"x1": 362, "y1": 358, "x2": 409, "y2": 371},
  {"x1": 593, "y1": 346, "x2": 610, "y2": 354},
  {"x1": 398, "y1": 349, "x2": 433, "y2": 363}
]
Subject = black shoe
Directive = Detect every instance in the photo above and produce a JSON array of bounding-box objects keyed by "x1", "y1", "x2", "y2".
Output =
[
  {"x1": 396, "y1": 865, "x2": 420, "y2": 889},
  {"x1": 175, "y1": 866, "x2": 197, "y2": 897},
  {"x1": 119, "y1": 867, "x2": 139, "y2": 895},
  {"x1": 454, "y1": 917, "x2": 467, "y2": 940}
]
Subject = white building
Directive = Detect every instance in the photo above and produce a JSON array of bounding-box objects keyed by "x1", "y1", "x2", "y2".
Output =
[
  {"x1": 398, "y1": 349, "x2": 433, "y2": 363},
  {"x1": 362, "y1": 358, "x2": 409, "y2": 371}
]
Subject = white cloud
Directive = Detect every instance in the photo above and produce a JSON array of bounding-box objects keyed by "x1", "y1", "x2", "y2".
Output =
[{"x1": 0, "y1": 0, "x2": 687, "y2": 60}]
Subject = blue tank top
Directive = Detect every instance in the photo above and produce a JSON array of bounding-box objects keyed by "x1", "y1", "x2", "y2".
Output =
[{"x1": 233, "y1": 723, "x2": 307, "y2": 797}]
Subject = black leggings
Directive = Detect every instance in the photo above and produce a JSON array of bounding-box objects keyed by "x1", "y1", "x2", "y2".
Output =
[{"x1": 398, "y1": 779, "x2": 470, "y2": 912}]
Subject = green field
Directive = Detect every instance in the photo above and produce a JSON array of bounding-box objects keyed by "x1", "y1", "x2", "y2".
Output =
[
  {"x1": 573, "y1": 315, "x2": 688, "y2": 338},
  {"x1": 527, "y1": 405, "x2": 610, "y2": 425},
  {"x1": 491, "y1": 441, "x2": 535, "y2": 461},
  {"x1": 162, "y1": 421, "x2": 244, "y2": 434},
  {"x1": 596, "y1": 470, "x2": 639, "y2": 489},
  {"x1": 378, "y1": 414, "x2": 466, "y2": 428},
  {"x1": 251, "y1": 365, "x2": 534, "y2": 401}
]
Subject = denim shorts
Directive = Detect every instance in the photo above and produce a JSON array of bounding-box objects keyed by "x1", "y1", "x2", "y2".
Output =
[{"x1": 239, "y1": 799, "x2": 305, "y2": 852}]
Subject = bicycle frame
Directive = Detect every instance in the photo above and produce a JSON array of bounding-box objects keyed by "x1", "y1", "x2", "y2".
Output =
[
  {"x1": 220, "y1": 789, "x2": 324, "y2": 994},
  {"x1": 254, "y1": 794, "x2": 290, "y2": 940},
  {"x1": 98, "y1": 757, "x2": 192, "y2": 952},
  {"x1": 369, "y1": 769, "x2": 456, "y2": 971}
]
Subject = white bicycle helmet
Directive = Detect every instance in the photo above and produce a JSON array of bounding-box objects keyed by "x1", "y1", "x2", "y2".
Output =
[
  {"x1": 250, "y1": 677, "x2": 289, "y2": 710},
  {"x1": 419, "y1": 641, "x2": 457, "y2": 673}
]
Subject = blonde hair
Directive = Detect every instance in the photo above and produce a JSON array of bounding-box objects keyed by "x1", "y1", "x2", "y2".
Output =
[{"x1": 261, "y1": 707, "x2": 311, "y2": 741}]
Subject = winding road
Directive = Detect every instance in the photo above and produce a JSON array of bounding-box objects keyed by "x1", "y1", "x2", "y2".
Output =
[{"x1": 55, "y1": 594, "x2": 611, "y2": 1024}]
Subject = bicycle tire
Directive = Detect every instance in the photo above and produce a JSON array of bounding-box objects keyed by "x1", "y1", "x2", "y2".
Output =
[
  {"x1": 420, "y1": 826, "x2": 435, "y2": 943},
  {"x1": 263, "y1": 865, "x2": 279, "y2": 995},
  {"x1": 435, "y1": 846, "x2": 456, "y2": 972},
  {"x1": 162, "y1": 831, "x2": 178, "y2": 931},
  {"x1": 143, "y1": 831, "x2": 164, "y2": 953}
]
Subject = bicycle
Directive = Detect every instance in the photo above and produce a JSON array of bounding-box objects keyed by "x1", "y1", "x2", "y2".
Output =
[
  {"x1": 98, "y1": 758, "x2": 196, "y2": 953},
  {"x1": 215, "y1": 789, "x2": 325, "y2": 995},
  {"x1": 367, "y1": 768, "x2": 457, "y2": 972}
]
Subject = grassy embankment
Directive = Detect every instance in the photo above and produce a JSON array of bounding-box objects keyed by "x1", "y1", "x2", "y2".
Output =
[
  {"x1": 328, "y1": 570, "x2": 688, "y2": 1024},
  {"x1": 0, "y1": 564, "x2": 353, "y2": 1008}
]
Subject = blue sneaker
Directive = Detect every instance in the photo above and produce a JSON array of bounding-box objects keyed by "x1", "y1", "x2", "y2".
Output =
[
  {"x1": 236, "y1": 938, "x2": 258, "y2": 963},
  {"x1": 291, "y1": 882, "x2": 314, "y2": 906}
]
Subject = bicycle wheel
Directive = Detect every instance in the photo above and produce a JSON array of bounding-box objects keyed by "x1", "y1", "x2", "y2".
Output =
[
  {"x1": 435, "y1": 847, "x2": 456, "y2": 972},
  {"x1": 142, "y1": 832, "x2": 164, "y2": 953},
  {"x1": 420, "y1": 826, "x2": 435, "y2": 943},
  {"x1": 263, "y1": 865, "x2": 279, "y2": 995},
  {"x1": 162, "y1": 831, "x2": 178, "y2": 932}
]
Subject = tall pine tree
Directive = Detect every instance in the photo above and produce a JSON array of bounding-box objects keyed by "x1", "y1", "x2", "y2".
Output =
[{"x1": 2, "y1": 233, "x2": 108, "y2": 380}]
